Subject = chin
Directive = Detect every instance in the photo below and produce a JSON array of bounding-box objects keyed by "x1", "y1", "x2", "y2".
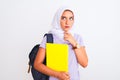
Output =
[
  {"x1": 64, "y1": 30, "x2": 69, "y2": 32},
  {"x1": 64, "y1": 28, "x2": 70, "y2": 32}
]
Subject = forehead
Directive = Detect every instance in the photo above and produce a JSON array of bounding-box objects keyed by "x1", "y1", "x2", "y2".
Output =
[{"x1": 61, "y1": 10, "x2": 74, "y2": 16}]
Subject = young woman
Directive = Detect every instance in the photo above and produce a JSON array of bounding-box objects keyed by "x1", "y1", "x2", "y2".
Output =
[{"x1": 34, "y1": 6, "x2": 88, "y2": 80}]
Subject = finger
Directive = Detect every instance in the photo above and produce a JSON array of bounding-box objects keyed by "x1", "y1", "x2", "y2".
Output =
[
  {"x1": 64, "y1": 34, "x2": 68, "y2": 38},
  {"x1": 64, "y1": 33, "x2": 67, "y2": 36},
  {"x1": 64, "y1": 72, "x2": 69, "y2": 75},
  {"x1": 65, "y1": 72, "x2": 70, "y2": 77}
]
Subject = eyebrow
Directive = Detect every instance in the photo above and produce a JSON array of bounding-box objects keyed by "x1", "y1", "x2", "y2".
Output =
[
  {"x1": 61, "y1": 16, "x2": 66, "y2": 18},
  {"x1": 61, "y1": 16, "x2": 74, "y2": 18}
]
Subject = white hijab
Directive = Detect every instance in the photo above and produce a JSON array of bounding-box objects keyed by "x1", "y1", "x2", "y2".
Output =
[{"x1": 49, "y1": 6, "x2": 78, "y2": 42}]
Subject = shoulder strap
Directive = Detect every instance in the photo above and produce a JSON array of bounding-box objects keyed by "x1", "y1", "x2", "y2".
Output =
[
  {"x1": 44, "y1": 33, "x2": 53, "y2": 43},
  {"x1": 42, "y1": 33, "x2": 53, "y2": 65}
]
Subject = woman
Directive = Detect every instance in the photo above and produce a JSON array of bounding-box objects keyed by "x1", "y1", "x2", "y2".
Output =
[{"x1": 34, "y1": 6, "x2": 88, "y2": 80}]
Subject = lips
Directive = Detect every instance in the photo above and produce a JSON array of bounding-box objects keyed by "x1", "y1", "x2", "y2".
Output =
[{"x1": 65, "y1": 26, "x2": 70, "y2": 28}]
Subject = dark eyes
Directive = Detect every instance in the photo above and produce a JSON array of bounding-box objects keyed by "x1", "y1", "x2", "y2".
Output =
[
  {"x1": 61, "y1": 16, "x2": 74, "y2": 21},
  {"x1": 61, "y1": 16, "x2": 66, "y2": 20},
  {"x1": 69, "y1": 17, "x2": 74, "y2": 20}
]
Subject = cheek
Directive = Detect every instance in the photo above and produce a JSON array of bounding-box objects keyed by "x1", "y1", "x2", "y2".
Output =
[
  {"x1": 60, "y1": 21, "x2": 65, "y2": 28},
  {"x1": 71, "y1": 21, "x2": 74, "y2": 25},
  {"x1": 69, "y1": 22, "x2": 74, "y2": 28}
]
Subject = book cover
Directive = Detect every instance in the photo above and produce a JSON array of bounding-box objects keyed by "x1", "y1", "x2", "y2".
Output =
[{"x1": 46, "y1": 43, "x2": 68, "y2": 72}]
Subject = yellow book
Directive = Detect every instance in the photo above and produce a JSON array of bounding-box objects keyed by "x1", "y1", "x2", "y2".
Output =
[{"x1": 46, "y1": 43, "x2": 68, "y2": 72}]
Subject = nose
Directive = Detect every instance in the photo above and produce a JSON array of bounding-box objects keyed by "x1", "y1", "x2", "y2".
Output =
[{"x1": 66, "y1": 19, "x2": 69, "y2": 25}]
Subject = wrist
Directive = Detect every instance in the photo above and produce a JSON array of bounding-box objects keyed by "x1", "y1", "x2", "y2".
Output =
[
  {"x1": 54, "y1": 71, "x2": 60, "y2": 79},
  {"x1": 72, "y1": 42, "x2": 80, "y2": 49}
]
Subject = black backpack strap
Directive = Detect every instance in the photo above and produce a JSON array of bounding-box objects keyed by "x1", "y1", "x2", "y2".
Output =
[
  {"x1": 43, "y1": 33, "x2": 53, "y2": 65},
  {"x1": 44, "y1": 33, "x2": 53, "y2": 43}
]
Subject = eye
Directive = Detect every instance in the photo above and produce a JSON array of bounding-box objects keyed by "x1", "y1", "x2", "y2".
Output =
[
  {"x1": 69, "y1": 17, "x2": 74, "y2": 21},
  {"x1": 61, "y1": 16, "x2": 66, "y2": 20}
]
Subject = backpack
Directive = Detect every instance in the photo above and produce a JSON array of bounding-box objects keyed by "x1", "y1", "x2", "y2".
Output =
[{"x1": 28, "y1": 33, "x2": 53, "y2": 80}]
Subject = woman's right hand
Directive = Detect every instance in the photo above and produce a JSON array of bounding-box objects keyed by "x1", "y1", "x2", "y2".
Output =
[{"x1": 57, "y1": 71, "x2": 70, "y2": 80}]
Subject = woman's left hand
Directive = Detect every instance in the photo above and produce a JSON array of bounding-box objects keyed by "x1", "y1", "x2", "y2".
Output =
[{"x1": 64, "y1": 32, "x2": 76, "y2": 46}]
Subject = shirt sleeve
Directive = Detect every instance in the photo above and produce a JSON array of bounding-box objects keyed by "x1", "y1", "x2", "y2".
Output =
[
  {"x1": 76, "y1": 35, "x2": 85, "y2": 47},
  {"x1": 39, "y1": 36, "x2": 47, "y2": 49}
]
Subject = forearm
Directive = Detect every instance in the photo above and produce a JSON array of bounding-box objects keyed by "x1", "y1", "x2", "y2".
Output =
[
  {"x1": 34, "y1": 63, "x2": 59, "y2": 78},
  {"x1": 74, "y1": 47, "x2": 88, "y2": 68},
  {"x1": 70, "y1": 39, "x2": 88, "y2": 68}
]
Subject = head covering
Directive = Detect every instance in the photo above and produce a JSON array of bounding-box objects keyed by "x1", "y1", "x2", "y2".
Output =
[{"x1": 49, "y1": 6, "x2": 78, "y2": 42}]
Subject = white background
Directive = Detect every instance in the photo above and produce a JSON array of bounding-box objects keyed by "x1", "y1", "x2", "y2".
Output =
[{"x1": 0, "y1": 0, "x2": 120, "y2": 80}]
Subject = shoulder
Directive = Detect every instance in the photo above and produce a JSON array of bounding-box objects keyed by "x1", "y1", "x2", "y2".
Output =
[
  {"x1": 74, "y1": 33, "x2": 83, "y2": 40},
  {"x1": 74, "y1": 33, "x2": 85, "y2": 46}
]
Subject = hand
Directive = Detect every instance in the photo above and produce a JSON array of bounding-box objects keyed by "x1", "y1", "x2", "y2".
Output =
[
  {"x1": 57, "y1": 71, "x2": 70, "y2": 80},
  {"x1": 64, "y1": 32, "x2": 76, "y2": 46}
]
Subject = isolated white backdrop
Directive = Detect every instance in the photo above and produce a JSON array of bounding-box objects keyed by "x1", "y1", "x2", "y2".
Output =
[{"x1": 0, "y1": 0, "x2": 120, "y2": 80}]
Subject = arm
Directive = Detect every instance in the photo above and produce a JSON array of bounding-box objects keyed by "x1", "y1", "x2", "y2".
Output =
[
  {"x1": 64, "y1": 32, "x2": 88, "y2": 68},
  {"x1": 34, "y1": 47, "x2": 70, "y2": 80},
  {"x1": 73, "y1": 46, "x2": 88, "y2": 68}
]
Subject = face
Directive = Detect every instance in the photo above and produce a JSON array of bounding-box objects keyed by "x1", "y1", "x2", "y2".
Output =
[{"x1": 60, "y1": 10, "x2": 74, "y2": 32}]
